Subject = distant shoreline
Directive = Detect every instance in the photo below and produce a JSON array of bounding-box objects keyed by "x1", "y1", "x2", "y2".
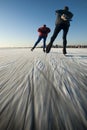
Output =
[{"x1": 0, "y1": 45, "x2": 87, "y2": 49}]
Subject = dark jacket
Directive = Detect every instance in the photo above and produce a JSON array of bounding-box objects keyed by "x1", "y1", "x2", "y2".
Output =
[{"x1": 55, "y1": 9, "x2": 73, "y2": 25}]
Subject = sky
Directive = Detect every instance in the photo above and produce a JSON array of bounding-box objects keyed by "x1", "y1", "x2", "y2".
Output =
[{"x1": 0, "y1": 0, "x2": 87, "y2": 47}]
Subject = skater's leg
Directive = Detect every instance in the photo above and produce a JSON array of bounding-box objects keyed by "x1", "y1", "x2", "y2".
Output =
[
  {"x1": 43, "y1": 37, "x2": 47, "y2": 52},
  {"x1": 62, "y1": 26, "x2": 69, "y2": 54},
  {"x1": 31, "y1": 36, "x2": 42, "y2": 51},
  {"x1": 46, "y1": 25, "x2": 61, "y2": 53}
]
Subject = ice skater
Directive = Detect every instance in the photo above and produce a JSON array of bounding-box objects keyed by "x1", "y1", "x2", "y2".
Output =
[
  {"x1": 46, "y1": 6, "x2": 73, "y2": 54},
  {"x1": 31, "y1": 24, "x2": 51, "y2": 52}
]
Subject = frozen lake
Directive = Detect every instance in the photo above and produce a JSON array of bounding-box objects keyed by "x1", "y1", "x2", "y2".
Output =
[{"x1": 0, "y1": 48, "x2": 87, "y2": 130}]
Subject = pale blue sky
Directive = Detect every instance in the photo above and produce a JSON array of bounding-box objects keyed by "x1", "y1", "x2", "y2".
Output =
[{"x1": 0, "y1": 0, "x2": 87, "y2": 47}]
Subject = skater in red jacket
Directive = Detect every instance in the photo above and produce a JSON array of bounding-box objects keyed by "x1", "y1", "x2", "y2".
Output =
[{"x1": 31, "y1": 25, "x2": 51, "y2": 52}]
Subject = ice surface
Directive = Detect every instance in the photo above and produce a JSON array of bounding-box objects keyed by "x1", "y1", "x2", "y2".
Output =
[{"x1": 0, "y1": 48, "x2": 87, "y2": 130}]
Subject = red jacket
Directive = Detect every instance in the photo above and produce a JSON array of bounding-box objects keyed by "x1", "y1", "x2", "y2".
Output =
[{"x1": 38, "y1": 26, "x2": 51, "y2": 37}]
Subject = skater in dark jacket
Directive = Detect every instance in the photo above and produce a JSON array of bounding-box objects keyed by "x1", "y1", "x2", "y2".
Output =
[
  {"x1": 31, "y1": 24, "x2": 51, "y2": 52},
  {"x1": 46, "y1": 6, "x2": 73, "y2": 54}
]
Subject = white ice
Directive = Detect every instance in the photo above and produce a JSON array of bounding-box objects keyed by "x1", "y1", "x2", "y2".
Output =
[{"x1": 0, "y1": 48, "x2": 87, "y2": 130}]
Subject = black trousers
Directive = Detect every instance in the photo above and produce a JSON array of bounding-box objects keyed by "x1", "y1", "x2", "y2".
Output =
[{"x1": 50, "y1": 23, "x2": 70, "y2": 49}]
